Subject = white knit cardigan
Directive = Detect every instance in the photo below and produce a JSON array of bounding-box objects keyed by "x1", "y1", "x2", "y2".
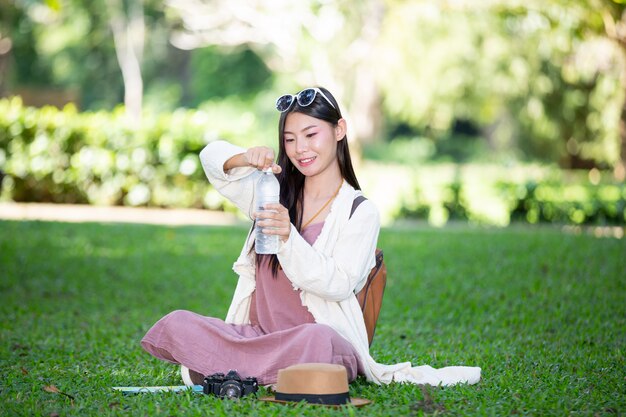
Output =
[{"x1": 199, "y1": 140, "x2": 481, "y2": 386}]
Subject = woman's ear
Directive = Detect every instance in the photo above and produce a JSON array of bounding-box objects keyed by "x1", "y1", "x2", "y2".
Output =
[{"x1": 335, "y1": 118, "x2": 347, "y2": 142}]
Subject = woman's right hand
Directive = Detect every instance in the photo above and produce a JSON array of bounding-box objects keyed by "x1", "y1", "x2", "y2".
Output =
[
  {"x1": 223, "y1": 146, "x2": 282, "y2": 174},
  {"x1": 244, "y1": 146, "x2": 282, "y2": 174}
]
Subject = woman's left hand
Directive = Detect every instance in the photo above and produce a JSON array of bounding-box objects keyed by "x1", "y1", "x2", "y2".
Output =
[{"x1": 256, "y1": 203, "x2": 291, "y2": 242}]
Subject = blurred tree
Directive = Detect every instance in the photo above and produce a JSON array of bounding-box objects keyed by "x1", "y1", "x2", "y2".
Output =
[
  {"x1": 1, "y1": 0, "x2": 178, "y2": 113},
  {"x1": 594, "y1": 0, "x2": 626, "y2": 179},
  {"x1": 165, "y1": 0, "x2": 625, "y2": 170},
  {"x1": 164, "y1": 0, "x2": 386, "y2": 145},
  {"x1": 1, "y1": 0, "x2": 274, "y2": 115},
  {"x1": 499, "y1": 2, "x2": 623, "y2": 171},
  {"x1": 377, "y1": 0, "x2": 625, "y2": 172},
  {"x1": 105, "y1": 0, "x2": 145, "y2": 123},
  {"x1": 2, "y1": 0, "x2": 624, "y2": 174},
  {"x1": 2, "y1": 0, "x2": 119, "y2": 108},
  {"x1": 0, "y1": 0, "x2": 22, "y2": 96},
  {"x1": 514, "y1": 0, "x2": 626, "y2": 177},
  {"x1": 188, "y1": 46, "x2": 271, "y2": 106}
]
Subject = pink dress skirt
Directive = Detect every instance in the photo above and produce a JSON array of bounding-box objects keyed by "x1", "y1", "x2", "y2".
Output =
[{"x1": 141, "y1": 222, "x2": 362, "y2": 385}]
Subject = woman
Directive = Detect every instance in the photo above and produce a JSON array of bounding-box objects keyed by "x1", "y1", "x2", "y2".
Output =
[{"x1": 141, "y1": 87, "x2": 480, "y2": 387}]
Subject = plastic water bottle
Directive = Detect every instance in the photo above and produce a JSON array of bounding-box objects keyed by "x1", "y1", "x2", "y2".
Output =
[{"x1": 255, "y1": 168, "x2": 280, "y2": 254}]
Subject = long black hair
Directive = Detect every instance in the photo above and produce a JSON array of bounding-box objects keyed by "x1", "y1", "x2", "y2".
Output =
[{"x1": 261, "y1": 86, "x2": 361, "y2": 276}]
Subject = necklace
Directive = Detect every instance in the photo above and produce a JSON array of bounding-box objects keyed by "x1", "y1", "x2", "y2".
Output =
[{"x1": 301, "y1": 180, "x2": 343, "y2": 230}]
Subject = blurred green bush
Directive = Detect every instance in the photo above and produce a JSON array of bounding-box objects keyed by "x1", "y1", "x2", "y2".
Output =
[
  {"x1": 0, "y1": 97, "x2": 254, "y2": 212},
  {"x1": 1, "y1": 97, "x2": 624, "y2": 226},
  {"x1": 394, "y1": 173, "x2": 626, "y2": 226},
  {"x1": 503, "y1": 181, "x2": 626, "y2": 226}
]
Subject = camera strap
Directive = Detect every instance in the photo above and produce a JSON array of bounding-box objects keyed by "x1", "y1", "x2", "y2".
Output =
[{"x1": 112, "y1": 385, "x2": 203, "y2": 395}]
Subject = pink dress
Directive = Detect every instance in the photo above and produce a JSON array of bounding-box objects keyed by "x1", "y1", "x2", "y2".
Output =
[{"x1": 141, "y1": 222, "x2": 362, "y2": 385}]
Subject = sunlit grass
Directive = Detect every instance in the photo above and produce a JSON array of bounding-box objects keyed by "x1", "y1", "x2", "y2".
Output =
[{"x1": 1, "y1": 220, "x2": 624, "y2": 416}]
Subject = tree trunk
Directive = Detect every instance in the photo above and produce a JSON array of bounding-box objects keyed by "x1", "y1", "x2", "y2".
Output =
[
  {"x1": 614, "y1": 32, "x2": 626, "y2": 181},
  {"x1": 343, "y1": 0, "x2": 385, "y2": 147},
  {"x1": 348, "y1": 69, "x2": 382, "y2": 147},
  {"x1": 617, "y1": 86, "x2": 626, "y2": 180},
  {"x1": 603, "y1": 4, "x2": 626, "y2": 180},
  {"x1": 107, "y1": 0, "x2": 145, "y2": 124}
]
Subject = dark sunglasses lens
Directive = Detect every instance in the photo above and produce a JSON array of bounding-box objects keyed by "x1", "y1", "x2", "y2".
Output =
[
  {"x1": 276, "y1": 95, "x2": 294, "y2": 112},
  {"x1": 297, "y1": 89, "x2": 317, "y2": 107}
]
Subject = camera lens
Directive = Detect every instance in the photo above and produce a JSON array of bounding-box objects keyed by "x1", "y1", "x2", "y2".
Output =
[{"x1": 219, "y1": 382, "x2": 242, "y2": 399}]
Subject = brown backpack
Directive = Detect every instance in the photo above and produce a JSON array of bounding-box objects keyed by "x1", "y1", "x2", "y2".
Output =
[{"x1": 351, "y1": 196, "x2": 387, "y2": 346}]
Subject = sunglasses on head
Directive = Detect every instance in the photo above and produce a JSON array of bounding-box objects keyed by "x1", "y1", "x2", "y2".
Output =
[{"x1": 275, "y1": 87, "x2": 337, "y2": 112}]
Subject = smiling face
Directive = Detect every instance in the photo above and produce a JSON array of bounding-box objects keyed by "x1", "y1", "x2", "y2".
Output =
[{"x1": 283, "y1": 112, "x2": 345, "y2": 179}]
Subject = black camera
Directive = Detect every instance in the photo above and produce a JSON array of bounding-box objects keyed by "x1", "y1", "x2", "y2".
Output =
[{"x1": 202, "y1": 370, "x2": 259, "y2": 399}]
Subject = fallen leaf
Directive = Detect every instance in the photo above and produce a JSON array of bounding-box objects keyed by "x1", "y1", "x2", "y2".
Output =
[
  {"x1": 44, "y1": 385, "x2": 61, "y2": 394},
  {"x1": 21, "y1": 367, "x2": 29, "y2": 375},
  {"x1": 43, "y1": 385, "x2": 75, "y2": 404}
]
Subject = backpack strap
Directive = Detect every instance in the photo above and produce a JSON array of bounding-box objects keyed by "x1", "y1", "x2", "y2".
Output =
[
  {"x1": 350, "y1": 194, "x2": 386, "y2": 346},
  {"x1": 350, "y1": 194, "x2": 383, "y2": 270},
  {"x1": 350, "y1": 195, "x2": 367, "y2": 219}
]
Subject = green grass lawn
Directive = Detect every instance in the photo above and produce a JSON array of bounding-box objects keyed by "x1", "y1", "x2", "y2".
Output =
[{"x1": 1, "y1": 220, "x2": 624, "y2": 416}]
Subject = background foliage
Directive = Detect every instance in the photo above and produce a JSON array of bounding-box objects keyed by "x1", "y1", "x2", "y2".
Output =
[
  {"x1": 2, "y1": 97, "x2": 625, "y2": 227},
  {"x1": 0, "y1": 96, "x2": 274, "y2": 211},
  {"x1": 1, "y1": 0, "x2": 625, "y2": 227}
]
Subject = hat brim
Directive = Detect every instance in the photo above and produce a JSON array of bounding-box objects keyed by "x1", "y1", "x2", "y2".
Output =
[{"x1": 259, "y1": 396, "x2": 371, "y2": 407}]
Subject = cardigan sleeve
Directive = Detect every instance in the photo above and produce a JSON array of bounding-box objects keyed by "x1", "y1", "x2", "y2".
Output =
[
  {"x1": 277, "y1": 199, "x2": 380, "y2": 301},
  {"x1": 199, "y1": 140, "x2": 259, "y2": 219}
]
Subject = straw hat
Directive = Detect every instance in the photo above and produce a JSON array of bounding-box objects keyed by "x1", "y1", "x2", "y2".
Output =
[{"x1": 259, "y1": 363, "x2": 370, "y2": 407}]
